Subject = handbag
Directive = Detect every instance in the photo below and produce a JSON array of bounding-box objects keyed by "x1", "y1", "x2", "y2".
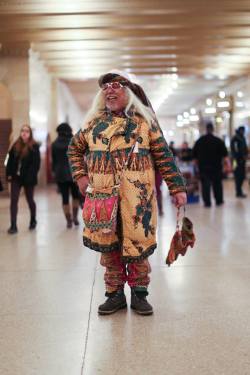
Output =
[
  {"x1": 166, "y1": 207, "x2": 195, "y2": 266},
  {"x1": 83, "y1": 185, "x2": 119, "y2": 234},
  {"x1": 82, "y1": 132, "x2": 139, "y2": 235}
]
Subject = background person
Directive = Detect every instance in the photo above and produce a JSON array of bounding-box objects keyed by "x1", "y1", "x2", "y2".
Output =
[
  {"x1": 6, "y1": 125, "x2": 40, "y2": 234},
  {"x1": 230, "y1": 126, "x2": 248, "y2": 198},
  {"x1": 52, "y1": 122, "x2": 80, "y2": 228},
  {"x1": 193, "y1": 122, "x2": 229, "y2": 207},
  {"x1": 68, "y1": 71, "x2": 187, "y2": 316},
  {"x1": 179, "y1": 141, "x2": 193, "y2": 162}
]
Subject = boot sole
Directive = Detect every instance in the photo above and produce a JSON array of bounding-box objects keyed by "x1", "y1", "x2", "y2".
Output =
[
  {"x1": 131, "y1": 305, "x2": 153, "y2": 315},
  {"x1": 98, "y1": 303, "x2": 127, "y2": 315}
]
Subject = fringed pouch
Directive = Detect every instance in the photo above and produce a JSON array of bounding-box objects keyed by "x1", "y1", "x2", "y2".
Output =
[
  {"x1": 166, "y1": 207, "x2": 195, "y2": 266},
  {"x1": 83, "y1": 185, "x2": 119, "y2": 234}
]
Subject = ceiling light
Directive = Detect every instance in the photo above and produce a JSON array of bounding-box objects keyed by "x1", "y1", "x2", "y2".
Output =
[
  {"x1": 219, "y1": 91, "x2": 226, "y2": 99},
  {"x1": 190, "y1": 115, "x2": 199, "y2": 122},
  {"x1": 183, "y1": 112, "x2": 189, "y2": 118},
  {"x1": 183, "y1": 119, "x2": 190, "y2": 125},
  {"x1": 190, "y1": 108, "x2": 196, "y2": 115},
  {"x1": 205, "y1": 107, "x2": 216, "y2": 114},
  {"x1": 206, "y1": 98, "x2": 212, "y2": 106},
  {"x1": 237, "y1": 91, "x2": 243, "y2": 98},
  {"x1": 177, "y1": 115, "x2": 183, "y2": 121},
  {"x1": 171, "y1": 67, "x2": 178, "y2": 72},
  {"x1": 236, "y1": 101, "x2": 244, "y2": 108},
  {"x1": 217, "y1": 101, "x2": 230, "y2": 108}
]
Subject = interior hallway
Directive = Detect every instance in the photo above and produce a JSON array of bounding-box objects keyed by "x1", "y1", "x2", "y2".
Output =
[{"x1": 0, "y1": 180, "x2": 249, "y2": 375}]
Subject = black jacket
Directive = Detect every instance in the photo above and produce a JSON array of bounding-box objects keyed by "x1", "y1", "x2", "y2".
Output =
[
  {"x1": 52, "y1": 134, "x2": 73, "y2": 183},
  {"x1": 6, "y1": 143, "x2": 41, "y2": 186},
  {"x1": 230, "y1": 133, "x2": 248, "y2": 163},
  {"x1": 193, "y1": 134, "x2": 228, "y2": 172}
]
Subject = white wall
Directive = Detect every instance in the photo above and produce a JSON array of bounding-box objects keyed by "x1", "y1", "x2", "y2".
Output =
[
  {"x1": 29, "y1": 50, "x2": 52, "y2": 153},
  {"x1": 29, "y1": 50, "x2": 54, "y2": 185},
  {"x1": 57, "y1": 80, "x2": 84, "y2": 135}
]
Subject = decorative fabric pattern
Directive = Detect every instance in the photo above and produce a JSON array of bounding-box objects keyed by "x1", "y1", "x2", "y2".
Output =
[
  {"x1": 86, "y1": 148, "x2": 152, "y2": 174},
  {"x1": 68, "y1": 112, "x2": 186, "y2": 262},
  {"x1": 82, "y1": 186, "x2": 119, "y2": 234},
  {"x1": 127, "y1": 178, "x2": 155, "y2": 237},
  {"x1": 100, "y1": 250, "x2": 151, "y2": 293}
]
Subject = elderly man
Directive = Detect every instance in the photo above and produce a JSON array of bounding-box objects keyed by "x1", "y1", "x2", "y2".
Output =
[{"x1": 68, "y1": 72, "x2": 186, "y2": 316}]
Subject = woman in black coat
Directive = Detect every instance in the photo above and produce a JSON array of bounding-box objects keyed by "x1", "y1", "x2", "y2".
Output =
[
  {"x1": 52, "y1": 123, "x2": 80, "y2": 228},
  {"x1": 6, "y1": 124, "x2": 40, "y2": 234}
]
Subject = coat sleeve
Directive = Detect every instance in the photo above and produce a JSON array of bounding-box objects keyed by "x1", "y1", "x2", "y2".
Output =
[
  {"x1": 33, "y1": 145, "x2": 41, "y2": 174},
  {"x1": 5, "y1": 147, "x2": 14, "y2": 179},
  {"x1": 51, "y1": 143, "x2": 56, "y2": 173},
  {"x1": 149, "y1": 125, "x2": 186, "y2": 195},
  {"x1": 67, "y1": 130, "x2": 89, "y2": 181},
  {"x1": 221, "y1": 140, "x2": 228, "y2": 158},
  {"x1": 230, "y1": 137, "x2": 238, "y2": 159}
]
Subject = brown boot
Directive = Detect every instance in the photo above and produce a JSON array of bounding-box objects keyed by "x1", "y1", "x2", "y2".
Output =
[
  {"x1": 98, "y1": 290, "x2": 127, "y2": 315},
  {"x1": 131, "y1": 289, "x2": 153, "y2": 315},
  {"x1": 63, "y1": 204, "x2": 72, "y2": 228},
  {"x1": 72, "y1": 199, "x2": 79, "y2": 226}
]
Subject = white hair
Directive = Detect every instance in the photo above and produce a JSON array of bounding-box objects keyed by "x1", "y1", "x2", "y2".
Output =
[{"x1": 82, "y1": 87, "x2": 155, "y2": 129}]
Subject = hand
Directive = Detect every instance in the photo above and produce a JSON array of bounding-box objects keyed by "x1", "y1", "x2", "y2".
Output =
[
  {"x1": 223, "y1": 157, "x2": 232, "y2": 174},
  {"x1": 77, "y1": 176, "x2": 89, "y2": 196},
  {"x1": 172, "y1": 192, "x2": 187, "y2": 208}
]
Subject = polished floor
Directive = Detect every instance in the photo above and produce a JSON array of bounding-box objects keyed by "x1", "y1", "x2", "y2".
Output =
[{"x1": 0, "y1": 180, "x2": 250, "y2": 375}]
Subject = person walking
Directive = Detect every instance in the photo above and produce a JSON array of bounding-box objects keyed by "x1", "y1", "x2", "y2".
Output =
[
  {"x1": 230, "y1": 126, "x2": 248, "y2": 198},
  {"x1": 52, "y1": 122, "x2": 80, "y2": 228},
  {"x1": 6, "y1": 124, "x2": 40, "y2": 234},
  {"x1": 68, "y1": 71, "x2": 186, "y2": 316},
  {"x1": 193, "y1": 122, "x2": 229, "y2": 207},
  {"x1": 179, "y1": 141, "x2": 193, "y2": 162}
]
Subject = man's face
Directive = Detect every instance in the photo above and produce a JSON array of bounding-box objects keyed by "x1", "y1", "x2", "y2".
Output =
[{"x1": 102, "y1": 82, "x2": 128, "y2": 112}]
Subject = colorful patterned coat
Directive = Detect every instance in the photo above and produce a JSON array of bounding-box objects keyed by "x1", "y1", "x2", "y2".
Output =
[{"x1": 68, "y1": 112, "x2": 186, "y2": 262}]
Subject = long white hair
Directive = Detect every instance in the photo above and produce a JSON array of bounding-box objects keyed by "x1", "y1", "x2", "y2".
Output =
[{"x1": 82, "y1": 87, "x2": 156, "y2": 129}]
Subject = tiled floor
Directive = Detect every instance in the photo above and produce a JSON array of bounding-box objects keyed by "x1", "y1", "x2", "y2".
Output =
[{"x1": 0, "y1": 180, "x2": 249, "y2": 375}]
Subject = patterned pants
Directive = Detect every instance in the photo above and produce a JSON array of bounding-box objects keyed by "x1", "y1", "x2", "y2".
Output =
[{"x1": 100, "y1": 250, "x2": 151, "y2": 294}]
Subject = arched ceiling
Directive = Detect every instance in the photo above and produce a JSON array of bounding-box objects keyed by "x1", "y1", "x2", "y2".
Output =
[{"x1": 1, "y1": 0, "x2": 250, "y2": 117}]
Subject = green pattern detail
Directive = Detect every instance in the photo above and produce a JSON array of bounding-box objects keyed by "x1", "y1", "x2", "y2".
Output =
[
  {"x1": 92, "y1": 120, "x2": 109, "y2": 144},
  {"x1": 124, "y1": 118, "x2": 137, "y2": 143}
]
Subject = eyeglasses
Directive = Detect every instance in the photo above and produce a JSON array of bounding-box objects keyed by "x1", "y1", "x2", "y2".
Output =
[{"x1": 101, "y1": 82, "x2": 125, "y2": 91}]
